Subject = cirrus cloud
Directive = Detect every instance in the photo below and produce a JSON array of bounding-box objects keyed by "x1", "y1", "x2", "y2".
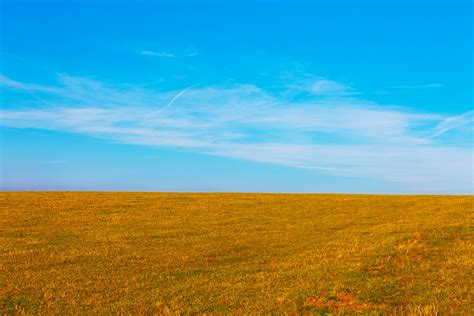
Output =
[{"x1": 1, "y1": 74, "x2": 472, "y2": 193}]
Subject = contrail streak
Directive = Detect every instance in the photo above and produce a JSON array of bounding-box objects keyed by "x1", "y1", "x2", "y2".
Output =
[
  {"x1": 424, "y1": 110, "x2": 473, "y2": 140},
  {"x1": 155, "y1": 84, "x2": 198, "y2": 115}
]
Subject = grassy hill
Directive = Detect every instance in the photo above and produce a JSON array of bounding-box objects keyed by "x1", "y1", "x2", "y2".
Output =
[{"x1": 1, "y1": 193, "x2": 473, "y2": 314}]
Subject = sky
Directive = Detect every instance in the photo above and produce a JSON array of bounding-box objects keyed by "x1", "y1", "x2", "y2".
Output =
[{"x1": 0, "y1": 0, "x2": 473, "y2": 193}]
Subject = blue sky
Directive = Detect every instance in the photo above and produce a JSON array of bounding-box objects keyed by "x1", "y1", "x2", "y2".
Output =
[{"x1": 1, "y1": 0, "x2": 472, "y2": 193}]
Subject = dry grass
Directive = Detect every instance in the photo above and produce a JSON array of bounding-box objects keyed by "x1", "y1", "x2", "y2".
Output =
[{"x1": 0, "y1": 192, "x2": 473, "y2": 314}]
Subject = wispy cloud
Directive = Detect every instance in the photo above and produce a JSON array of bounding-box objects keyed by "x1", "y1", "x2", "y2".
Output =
[
  {"x1": 0, "y1": 74, "x2": 59, "y2": 93},
  {"x1": 1, "y1": 74, "x2": 472, "y2": 192},
  {"x1": 140, "y1": 48, "x2": 199, "y2": 58},
  {"x1": 310, "y1": 79, "x2": 356, "y2": 96},
  {"x1": 281, "y1": 78, "x2": 357, "y2": 97},
  {"x1": 155, "y1": 84, "x2": 199, "y2": 115},
  {"x1": 140, "y1": 50, "x2": 175, "y2": 57},
  {"x1": 425, "y1": 110, "x2": 474, "y2": 139},
  {"x1": 0, "y1": 75, "x2": 26, "y2": 89},
  {"x1": 392, "y1": 83, "x2": 444, "y2": 89}
]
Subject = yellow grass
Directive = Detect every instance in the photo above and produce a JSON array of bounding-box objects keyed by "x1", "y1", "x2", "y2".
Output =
[{"x1": 1, "y1": 192, "x2": 473, "y2": 314}]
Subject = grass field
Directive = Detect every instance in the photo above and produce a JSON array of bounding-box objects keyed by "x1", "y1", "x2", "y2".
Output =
[{"x1": 0, "y1": 193, "x2": 473, "y2": 314}]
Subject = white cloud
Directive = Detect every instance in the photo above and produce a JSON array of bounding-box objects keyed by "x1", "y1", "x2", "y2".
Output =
[
  {"x1": 0, "y1": 74, "x2": 59, "y2": 93},
  {"x1": 0, "y1": 75, "x2": 26, "y2": 89},
  {"x1": 207, "y1": 143, "x2": 472, "y2": 191},
  {"x1": 141, "y1": 50, "x2": 175, "y2": 57},
  {"x1": 0, "y1": 74, "x2": 472, "y2": 192},
  {"x1": 425, "y1": 110, "x2": 474, "y2": 139},
  {"x1": 310, "y1": 79, "x2": 356, "y2": 96}
]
